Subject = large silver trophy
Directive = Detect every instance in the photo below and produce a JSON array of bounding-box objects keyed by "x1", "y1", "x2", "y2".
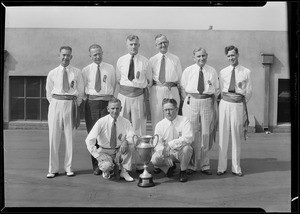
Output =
[{"x1": 133, "y1": 134, "x2": 159, "y2": 187}]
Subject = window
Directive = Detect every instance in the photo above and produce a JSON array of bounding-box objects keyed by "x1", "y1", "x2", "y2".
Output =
[
  {"x1": 10, "y1": 76, "x2": 85, "y2": 121},
  {"x1": 10, "y1": 76, "x2": 49, "y2": 120},
  {"x1": 277, "y1": 79, "x2": 290, "y2": 123}
]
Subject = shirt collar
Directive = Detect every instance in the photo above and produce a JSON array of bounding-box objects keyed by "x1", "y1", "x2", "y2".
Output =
[
  {"x1": 59, "y1": 64, "x2": 70, "y2": 71},
  {"x1": 165, "y1": 116, "x2": 178, "y2": 125},
  {"x1": 158, "y1": 52, "x2": 168, "y2": 58}
]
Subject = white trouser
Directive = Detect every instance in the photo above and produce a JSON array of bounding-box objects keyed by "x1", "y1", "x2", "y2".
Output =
[
  {"x1": 48, "y1": 99, "x2": 75, "y2": 173},
  {"x1": 217, "y1": 99, "x2": 244, "y2": 174},
  {"x1": 149, "y1": 86, "x2": 180, "y2": 133},
  {"x1": 97, "y1": 144, "x2": 135, "y2": 172},
  {"x1": 151, "y1": 145, "x2": 193, "y2": 173},
  {"x1": 182, "y1": 96, "x2": 213, "y2": 171},
  {"x1": 118, "y1": 93, "x2": 146, "y2": 136}
]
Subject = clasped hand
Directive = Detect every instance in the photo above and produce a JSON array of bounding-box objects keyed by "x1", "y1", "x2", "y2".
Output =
[{"x1": 119, "y1": 140, "x2": 128, "y2": 154}]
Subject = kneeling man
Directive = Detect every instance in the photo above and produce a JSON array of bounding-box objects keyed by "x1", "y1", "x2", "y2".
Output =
[
  {"x1": 151, "y1": 98, "x2": 194, "y2": 182},
  {"x1": 85, "y1": 97, "x2": 135, "y2": 182}
]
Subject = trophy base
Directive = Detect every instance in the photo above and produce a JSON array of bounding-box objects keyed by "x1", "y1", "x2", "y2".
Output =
[{"x1": 137, "y1": 177, "x2": 155, "y2": 187}]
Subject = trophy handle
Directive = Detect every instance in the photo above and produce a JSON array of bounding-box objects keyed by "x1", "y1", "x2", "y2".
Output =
[
  {"x1": 152, "y1": 134, "x2": 159, "y2": 148},
  {"x1": 132, "y1": 135, "x2": 139, "y2": 147}
]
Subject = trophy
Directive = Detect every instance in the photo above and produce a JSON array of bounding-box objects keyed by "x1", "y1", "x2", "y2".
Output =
[{"x1": 133, "y1": 134, "x2": 159, "y2": 187}]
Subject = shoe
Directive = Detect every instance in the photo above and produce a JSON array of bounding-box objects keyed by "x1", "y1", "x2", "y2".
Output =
[
  {"x1": 135, "y1": 168, "x2": 144, "y2": 174},
  {"x1": 217, "y1": 171, "x2": 226, "y2": 176},
  {"x1": 186, "y1": 169, "x2": 196, "y2": 175},
  {"x1": 166, "y1": 164, "x2": 176, "y2": 178},
  {"x1": 153, "y1": 168, "x2": 162, "y2": 174},
  {"x1": 93, "y1": 167, "x2": 101, "y2": 175},
  {"x1": 65, "y1": 171, "x2": 75, "y2": 177},
  {"x1": 179, "y1": 170, "x2": 188, "y2": 182},
  {"x1": 46, "y1": 172, "x2": 59, "y2": 178},
  {"x1": 232, "y1": 172, "x2": 244, "y2": 177},
  {"x1": 120, "y1": 169, "x2": 134, "y2": 182},
  {"x1": 201, "y1": 169, "x2": 213, "y2": 175},
  {"x1": 102, "y1": 171, "x2": 112, "y2": 180}
]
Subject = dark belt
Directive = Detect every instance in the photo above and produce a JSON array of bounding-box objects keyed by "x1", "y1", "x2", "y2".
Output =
[
  {"x1": 152, "y1": 80, "x2": 178, "y2": 89},
  {"x1": 52, "y1": 94, "x2": 80, "y2": 129},
  {"x1": 119, "y1": 85, "x2": 144, "y2": 97},
  {"x1": 187, "y1": 93, "x2": 213, "y2": 99},
  {"x1": 87, "y1": 94, "x2": 113, "y2": 101}
]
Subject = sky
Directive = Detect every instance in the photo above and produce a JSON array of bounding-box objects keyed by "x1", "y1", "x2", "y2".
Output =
[{"x1": 4, "y1": 2, "x2": 287, "y2": 31}]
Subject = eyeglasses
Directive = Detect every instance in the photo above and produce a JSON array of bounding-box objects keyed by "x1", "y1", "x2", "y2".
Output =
[{"x1": 163, "y1": 108, "x2": 177, "y2": 112}]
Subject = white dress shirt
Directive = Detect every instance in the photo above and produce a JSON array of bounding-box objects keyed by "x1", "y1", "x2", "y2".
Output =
[
  {"x1": 219, "y1": 64, "x2": 252, "y2": 102},
  {"x1": 46, "y1": 64, "x2": 84, "y2": 105},
  {"x1": 116, "y1": 53, "x2": 151, "y2": 88},
  {"x1": 85, "y1": 114, "x2": 135, "y2": 159},
  {"x1": 81, "y1": 62, "x2": 116, "y2": 98},
  {"x1": 181, "y1": 63, "x2": 220, "y2": 96},
  {"x1": 149, "y1": 52, "x2": 182, "y2": 83},
  {"x1": 154, "y1": 115, "x2": 194, "y2": 151}
]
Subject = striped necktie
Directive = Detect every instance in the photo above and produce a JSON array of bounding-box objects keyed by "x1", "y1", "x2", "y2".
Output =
[
  {"x1": 197, "y1": 67, "x2": 204, "y2": 94},
  {"x1": 158, "y1": 55, "x2": 166, "y2": 83},
  {"x1": 110, "y1": 119, "x2": 117, "y2": 149},
  {"x1": 128, "y1": 55, "x2": 135, "y2": 81},
  {"x1": 95, "y1": 64, "x2": 101, "y2": 92},
  {"x1": 62, "y1": 67, "x2": 70, "y2": 92},
  {"x1": 228, "y1": 67, "x2": 236, "y2": 93}
]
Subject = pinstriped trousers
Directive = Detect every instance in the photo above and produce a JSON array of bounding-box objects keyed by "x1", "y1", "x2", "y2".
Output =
[
  {"x1": 217, "y1": 99, "x2": 244, "y2": 174},
  {"x1": 182, "y1": 96, "x2": 213, "y2": 171},
  {"x1": 48, "y1": 99, "x2": 75, "y2": 174}
]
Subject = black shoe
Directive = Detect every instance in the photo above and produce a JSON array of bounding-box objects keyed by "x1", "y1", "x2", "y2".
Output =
[
  {"x1": 201, "y1": 169, "x2": 213, "y2": 175},
  {"x1": 186, "y1": 169, "x2": 196, "y2": 175},
  {"x1": 166, "y1": 164, "x2": 176, "y2": 178},
  {"x1": 179, "y1": 170, "x2": 188, "y2": 182},
  {"x1": 93, "y1": 167, "x2": 101, "y2": 175},
  {"x1": 153, "y1": 168, "x2": 162, "y2": 174},
  {"x1": 136, "y1": 169, "x2": 144, "y2": 174},
  {"x1": 232, "y1": 172, "x2": 244, "y2": 177},
  {"x1": 217, "y1": 171, "x2": 226, "y2": 176}
]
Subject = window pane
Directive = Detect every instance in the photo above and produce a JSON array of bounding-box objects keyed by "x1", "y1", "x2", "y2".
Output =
[
  {"x1": 11, "y1": 98, "x2": 24, "y2": 119},
  {"x1": 26, "y1": 77, "x2": 40, "y2": 97},
  {"x1": 26, "y1": 99, "x2": 40, "y2": 120},
  {"x1": 41, "y1": 77, "x2": 47, "y2": 97},
  {"x1": 10, "y1": 77, "x2": 24, "y2": 97},
  {"x1": 41, "y1": 98, "x2": 49, "y2": 120}
]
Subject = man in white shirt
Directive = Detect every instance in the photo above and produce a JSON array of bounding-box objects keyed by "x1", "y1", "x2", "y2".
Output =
[
  {"x1": 180, "y1": 48, "x2": 220, "y2": 176},
  {"x1": 46, "y1": 46, "x2": 84, "y2": 178},
  {"x1": 149, "y1": 34, "x2": 183, "y2": 132},
  {"x1": 151, "y1": 98, "x2": 193, "y2": 182},
  {"x1": 85, "y1": 97, "x2": 135, "y2": 182},
  {"x1": 82, "y1": 44, "x2": 116, "y2": 176},
  {"x1": 217, "y1": 45, "x2": 252, "y2": 177},
  {"x1": 116, "y1": 35, "x2": 152, "y2": 172}
]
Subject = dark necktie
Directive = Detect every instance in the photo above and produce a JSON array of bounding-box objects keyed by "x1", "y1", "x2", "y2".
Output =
[
  {"x1": 197, "y1": 67, "x2": 204, "y2": 94},
  {"x1": 110, "y1": 119, "x2": 117, "y2": 149},
  {"x1": 62, "y1": 67, "x2": 70, "y2": 92},
  {"x1": 128, "y1": 55, "x2": 135, "y2": 81},
  {"x1": 95, "y1": 64, "x2": 101, "y2": 92},
  {"x1": 158, "y1": 55, "x2": 166, "y2": 83},
  {"x1": 228, "y1": 67, "x2": 236, "y2": 93}
]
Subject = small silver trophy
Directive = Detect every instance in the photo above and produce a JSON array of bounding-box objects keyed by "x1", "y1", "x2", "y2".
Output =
[{"x1": 133, "y1": 134, "x2": 159, "y2": 187}]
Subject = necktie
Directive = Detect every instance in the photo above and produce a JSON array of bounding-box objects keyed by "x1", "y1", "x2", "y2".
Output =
[
  {"x1": 228, "y1": 67, "x2": 236, "y2": 93},
  {"x1": 197, "y1": 67, "x2": 204, "y2": 94},
  {"x1": 95, "y1": 64, "x2": 101, "y2": 92},
  {"x1": 62, "y1": 67, "x2": 70, "y2": 92},
  {"x1": 128, "y1": 55, "x2": 135, "y2": 81},
  {"x1": 110, "y1": 119, "x2": 117, "y2": 149},
  {"x1": 168, "y1": 121, "x2": 175, "y2": 142},
  {"x1": 158, "y1": 55, "x2": 166, "y2": 83}
]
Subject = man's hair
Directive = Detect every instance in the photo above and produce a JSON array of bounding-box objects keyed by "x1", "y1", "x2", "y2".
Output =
[
  {"x1": 126, "y1": 34, "x2": 139, "y2": 41},
  {"x1": 59, "y1": 46, "x2": 72, "y2": 52},
  {"x1": 193, "y1": 47, "x2": 207, "y2": 56},
  {"x1": 155, "y1": 34, "x2": 168, "y2": 41},
  {"x1": 88, "y1": 44, "x2": 102, "y2": 52},
  {"x1": 162, "y1": 98, "x2": 178, "y2": 108},
  {"x1": 108, "y1": 97, "x2": 122, "y2": 106},
  {"x1": 225, "y1": 45, "x2": 239, "y2": 55}
]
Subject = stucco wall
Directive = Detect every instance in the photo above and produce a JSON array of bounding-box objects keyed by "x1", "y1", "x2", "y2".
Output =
[{"x1": 4, "y1": 28, "x2": 289, "y2": 130}]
